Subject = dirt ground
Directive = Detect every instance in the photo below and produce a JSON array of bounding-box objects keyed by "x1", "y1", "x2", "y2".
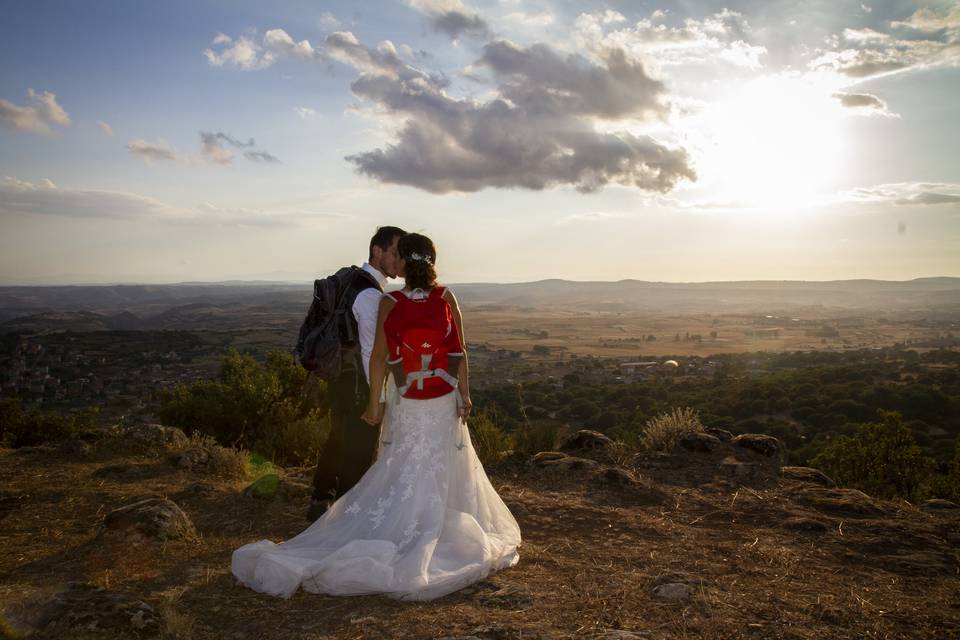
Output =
[{"x1": 1, "y1": 436, "x2": 958, "y2": 640}]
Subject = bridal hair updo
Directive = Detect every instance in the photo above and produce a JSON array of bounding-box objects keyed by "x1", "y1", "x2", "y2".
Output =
[{"x1": 399, "y1": 233, "x2": 437, "y2": 291}]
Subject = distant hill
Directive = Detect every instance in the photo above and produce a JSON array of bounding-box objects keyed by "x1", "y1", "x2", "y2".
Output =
[{"x1": 1, "y1": 278, "x2": 958, "y2": 331}]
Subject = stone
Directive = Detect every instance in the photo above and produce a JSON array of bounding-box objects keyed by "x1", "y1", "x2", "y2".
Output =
[
  {"x1": 531, "y1": 451, "x2": 567, "y2": 465},
  {"x1": 476, "y1": 583, "x2": 533, "y2": 610},
  {"x1": 102, "y1": 497, "x2": 197, "y2": 541},
  {"x1": 35, "y1": 583, "x2": 159, "y2": 637},
  {"x1": 704, "y1": 427, "x2": 734, "y2": 442},
  {"x1": 591, "y1": 467, "x2": 670, "y2": 506},
  {"x1": 920, "y1": 498, "x2": 960, "y2": 512},
  {"x1": 676, "y1": 431, "x2": 721, "y2": 453},
  {"x1": 732, "y1": 434, "x2": 781, "y2": 459},
  {"x1": 651, "y1": 582, "x2": 692, "y2": 601},
  {"x1": 173, "y1": 447, "x2": 211, "y2": 469},
  {"x1": 124, "y1": 423, "x2": 189, "y2": 450},
  {"x1": 559, "y1": 429, "x2": 613, "y2": 453},
  {"x1": 780, "y1": 466, "x2": 835, "y2": 487},
  {"x1": 719, "y1": 456, "x2": 762, "y2": 484},
  {"x1": 245, "y1": 474, "x2": 281, "y2": 500}
]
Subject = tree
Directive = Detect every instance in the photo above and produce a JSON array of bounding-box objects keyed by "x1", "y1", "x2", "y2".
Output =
[{"x1": 810, "y1": 411, "x2": 933, "y2": 501}]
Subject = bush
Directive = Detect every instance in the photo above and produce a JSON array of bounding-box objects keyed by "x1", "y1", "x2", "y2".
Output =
[
  {"x1": 159, "y1": 350, "x2": 328, "y2": 466},
  {"x1": 468, "y1": 411, "x2": 512, "y2": 466},
  {"x1": 188, "y1": 432, "x2": 250, "y2": 479},
  {"x1": 641, "y1": 407, "x2": 705, "y2": 452},
  {"x1": 0, "y1": 399, "x2": 98, "y2": 448},
  {"x1": 512, "y1": 422, "x2": 560, "y2": 457},
  {"x1": 810, "y1": 411, "x2": 934, "y2": 501}
]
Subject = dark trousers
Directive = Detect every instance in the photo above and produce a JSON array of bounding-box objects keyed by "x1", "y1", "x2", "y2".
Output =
[{"x1": 311, "y1": 370, "x2": 381, "y2": 502}]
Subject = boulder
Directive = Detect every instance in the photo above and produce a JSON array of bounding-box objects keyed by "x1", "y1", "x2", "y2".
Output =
[
  {"x1": 780, "y1": 466, "x2": 835, "y2": 488},
  {"x1": 790, "y1": 486, "x2": 886, "y2": 518},
  {"x1": 244, "y1": 474, "x2": 281, "y2": 500},
  {"x1": 731, "y1": 434, "x2": 781, "y2": 459},
  {"x1": 532, "y1": 452, "x2": 600, "y2": 471},
  {"x1": 704, "y1": 427, "x2": 734, "y2": 442},
  {"x1": 591, "y1": 467, "x2": 670, "y2": 506},
  {"x1": 101, "y1": 497, "x2": 197, "y2": 541},
  {"x1": 35, "y1": 583, "x2": 159, "y2": 637},
  {"x1": 651, "y1": 582, "x2": 692, "y2": 602},
  {"x1": 123, "y1": 423, "x2": 188, "y2": 450},
  {"x1": 718, "y1": 456, "x2": 763, "y2": 485},
  {"x1": 920, "y1": 498, "x2": 960, "y2": 513},
  {"x1": 676, "y1": 431, "x2": 721, "y2": 453},
  {"x1": 559, "y1": 430, "x2": 613, "y2": 453},
  {"x1": 173, "y1": 447, "x2": 211, "y2": 469}
]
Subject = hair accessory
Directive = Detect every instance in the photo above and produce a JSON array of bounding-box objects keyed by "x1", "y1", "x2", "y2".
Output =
[{"x1": 408, "y1": 252, "x2": 434, "y2": 266}]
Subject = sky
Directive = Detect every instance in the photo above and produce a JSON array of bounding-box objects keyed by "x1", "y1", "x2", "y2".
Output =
[{"x1": 1, "y1": 0, "x2": 958, "y2": 284}]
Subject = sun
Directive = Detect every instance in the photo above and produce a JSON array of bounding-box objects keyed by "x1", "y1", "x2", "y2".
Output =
[{"x1": 694, "y1": 74, "x2": 850, "y2": 211}]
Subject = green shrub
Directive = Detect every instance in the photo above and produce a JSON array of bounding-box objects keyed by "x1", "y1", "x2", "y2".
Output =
[
  {"x1": 0, "y1": 399, "x2": 98, "y2": 448},
  {"x1": 468, "y1": 411, "x2": 511, "y2": 466},
  {"x1": 159, "y1": 350, "x2": 327, "y2": 466},
  {"x1": 512, "y1": 422, "x2": 559, "y2": 458},
  {"x1": 810, "y1": 411, "x2": 934, "y2": 501},
  {"x1": 641, "y1": 407, "x2": 704, "y2": 452}
]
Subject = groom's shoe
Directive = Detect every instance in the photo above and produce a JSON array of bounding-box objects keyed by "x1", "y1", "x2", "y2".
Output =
[{"x1": 306, "y1": 498, "x2": 333, "y2": 523}]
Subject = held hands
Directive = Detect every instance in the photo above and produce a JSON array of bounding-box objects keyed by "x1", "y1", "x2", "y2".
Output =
[{"x1": 361, "y1": 401, "x2": 385, "y2": 425}]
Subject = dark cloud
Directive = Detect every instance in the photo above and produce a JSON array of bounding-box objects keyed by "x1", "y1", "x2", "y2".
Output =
[
  {"x1": 244, "y1": 150, "x2": 280, "y2": 163},
  {"x1": 342, "y1": 37, "x2": 692, "y2": 193},
  {"x1": 896, "y1": 192, "x2": 960, "y2": 205},
  {"x1": 431, "y1": 10, "x2": 491, "y2": 39},
  {"x1": 832, "y1": 91, "x2": 896, "y2": 116},
  {"x1": 199, "y1": 131, "x2": 277, "y2": 165}
]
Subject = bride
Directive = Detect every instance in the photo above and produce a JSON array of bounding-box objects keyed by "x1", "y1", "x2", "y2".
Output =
[{"x1": 232, "y1": 233, "x2": 521, "y2": 601}]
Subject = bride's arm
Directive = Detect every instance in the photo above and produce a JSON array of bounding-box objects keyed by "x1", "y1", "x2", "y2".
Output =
[
  {"x1": 443, "y1": 288, "x2": 471, "y2": 417},
  {"x1": 362, "y1": 295, "x2": 396, "y2": 425}
]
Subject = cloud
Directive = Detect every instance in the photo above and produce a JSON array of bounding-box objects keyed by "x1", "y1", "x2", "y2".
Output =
[
  {"x1": 294, "y1": 106, "x2": 317, "y2": 119},
  {"x1": 244, "y1": 150, "x2": 280, "y2": 163},
  {"x1": 808, "y1": 3, "x2": 960, "y2": 79},
  {"x1": 0, "y1": 89, "x2": 71, "y2": 134},
  {"x1": 206, "y1": 28, "x2": 694, "y2": 193},
  {"x1": 97, "y1": 120, "x2": 114, "y2": 136},
  {"x1": 341, "y1": 36, "x2": 693, "y2": 193},
  {"x1": 574, "y1": 8, "x2": 767, "y2": 69},
  {"x1": 832, "y1": 92, "x2": 898, "y2": 117},
  {"x1": 406, "y1": 0, "x2": 491, "y2": 39},
  {"x1": 129, "y1": 132, "x2": 277, "y2": 166},
  {"x1": 127, "y1": 139, "x2": 178, "y2": 163},
  {"x1": 318, "y1": 12, "x2": 341, "y2": 31},
  {"x1": 841, "y1": 182, "x2": 960, "y2": 206},
  {"x1": 0, "y1": 176, "x2": 341, "y2": 226},
  {"x1": 202, "y1": 29, "x2": 323, "y2": 69}
]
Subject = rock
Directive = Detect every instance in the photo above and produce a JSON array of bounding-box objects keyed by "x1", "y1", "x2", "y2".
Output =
[
  {"x1": 35, "y1": 583, "x2": 159, "y2": 637},
  {"x1": 102, "y1": 497, "x2": 196, "y2": 541},
  {"x1": 532, "y1": 452, "x2": 599, "y2": 471},
  {"x1": 58, "y1": 439, "x2": 92, "y2": 455},
  {"x1": 732, "y1": 434, "x2": 781, "y2": 459},
  {"x1": 559, "y1": 430, "x2": 613, "y2": 453},
  {"x1": 245, "y1": 474, "x2": 281, "y2": 500},
  {"x1": 780, "y1": 466, "x2": 835, "y2": 487},
  {"x1": 591, "y1": 467, "x2": 670, "y2": 506},
  {"x1": 531, "y1": 451, "x2": 567, "y2": 465},
  {"x1": 124, "y1": 423, "x2": 188, "y2": 450},
  {"x1": 920, "y1": 498, "x2": 960, "y2": 512},
  {"x1": 175, "y1": 482, "x2": 217, "y2": 498},
  {"x1": 718, "y1": 456, "x2": 762, "y2": 485},
  {"x1": 651, "y1": 582, "x2": 692, "y2": 602},
  {"x1": 173, "y1": 447, "x2": 211, "y2": 469},
  {"x1": 676, "y1": 431, "x2": 721, "y2": 453},
  {"x1": 704, "y1": 427, "x2": 733, "y2": 442}
]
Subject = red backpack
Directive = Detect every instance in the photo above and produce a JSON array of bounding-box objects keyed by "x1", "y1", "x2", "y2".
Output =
[{"x1": 384, "y1": 287, "x2": 464, "y2": 399}]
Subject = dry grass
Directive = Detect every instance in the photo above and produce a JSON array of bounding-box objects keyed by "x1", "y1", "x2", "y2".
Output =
[
  {"x1": 187, "y1": 432, "x2": 250, "y2": 479},
  {"x1": 640, "y1": 407, "x2": 705, "y2": 453},
  {"x1": 1, "y1": 432, "x2": 958, "y2": 639}
]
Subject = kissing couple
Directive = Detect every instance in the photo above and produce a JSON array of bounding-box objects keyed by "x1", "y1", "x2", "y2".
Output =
[{"x1": 232, "y1": 227, "x2": 522, "y2": 601}]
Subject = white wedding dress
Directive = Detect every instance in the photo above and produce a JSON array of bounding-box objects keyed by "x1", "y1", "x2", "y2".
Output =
[{"x1": 231, "y1": 385, "x2": 521, "y2": 601}]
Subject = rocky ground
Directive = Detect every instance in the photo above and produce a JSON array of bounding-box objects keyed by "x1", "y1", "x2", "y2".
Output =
[{"x1": 1, "y1": 425, "x2": 958, "y2": 640}]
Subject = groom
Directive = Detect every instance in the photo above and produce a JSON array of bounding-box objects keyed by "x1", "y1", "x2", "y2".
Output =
[{"x1": 308, "y1": 225, "x2": 406, "y2": 522}]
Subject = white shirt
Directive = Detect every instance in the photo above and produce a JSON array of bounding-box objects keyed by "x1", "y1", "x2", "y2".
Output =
[{"x1": 352, "y1": 262, "x2": 387, "y2": 383}]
